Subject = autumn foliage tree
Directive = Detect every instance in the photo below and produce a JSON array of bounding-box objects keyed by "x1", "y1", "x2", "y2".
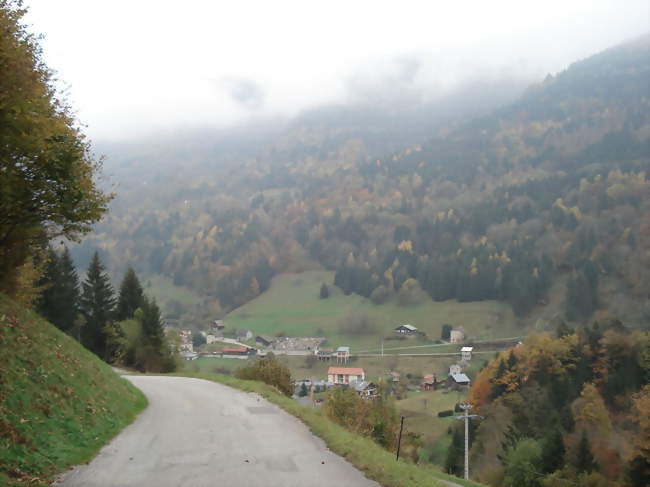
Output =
[{"x1": 0, "y1": 1, "x2": 110, "y2": 296}]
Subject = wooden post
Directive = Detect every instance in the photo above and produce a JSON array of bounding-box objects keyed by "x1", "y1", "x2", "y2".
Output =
[{"x1": 396, "y1": 416, "x2": 405, "y2": 461}]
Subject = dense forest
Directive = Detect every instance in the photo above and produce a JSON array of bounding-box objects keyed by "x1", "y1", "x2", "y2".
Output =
[
  {"x1": 74, "y1": 35, "x2": 650, "y2": 327},
  {"x1": 460, "y1": 319, "x2": 649, "y2": 486}
]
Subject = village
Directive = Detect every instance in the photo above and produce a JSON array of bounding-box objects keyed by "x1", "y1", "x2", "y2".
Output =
[{"x1": 169, "y1": 319, "x2": 480, "y2": 405}]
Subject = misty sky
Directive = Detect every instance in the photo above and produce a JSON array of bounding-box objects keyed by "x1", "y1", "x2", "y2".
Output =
[{"x1": 25, "y1": 0, "x2": 650, "y2": 141}]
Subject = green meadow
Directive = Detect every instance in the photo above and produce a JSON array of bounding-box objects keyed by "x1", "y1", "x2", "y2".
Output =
[{"x1": 226, "y1": 270, "x2": 519, "y2": 351}]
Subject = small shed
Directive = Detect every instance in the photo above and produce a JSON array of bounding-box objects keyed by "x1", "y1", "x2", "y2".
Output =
[
  {"x1": 422, "y1": 373, "x2": 437, "y2": 391},
  {"x1": 461, "y1": 346, "x2": 473, "y2": 361},
  {"x1": 354, "y1": 381, "x2": 378, "y2": 398}
]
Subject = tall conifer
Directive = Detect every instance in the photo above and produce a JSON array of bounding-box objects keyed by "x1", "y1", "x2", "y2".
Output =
[
  {"x1": 116, "y1": 267, "x2": 144, "y2": 321},
  {"x1": 80, "y1": 252, "x2": 115, "y2": 358}
]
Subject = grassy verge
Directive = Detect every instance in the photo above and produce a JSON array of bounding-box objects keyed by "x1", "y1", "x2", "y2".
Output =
[
  {"x1": 172, "y1": 370, "x2": 484, "y2": 487},
  {"x1": 0, "y1": 295, "x2": 147, "y2": 487}
]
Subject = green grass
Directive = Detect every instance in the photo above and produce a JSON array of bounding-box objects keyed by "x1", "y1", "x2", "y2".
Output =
[
  {"x1": 0, "y1": 295, "x2": 147, "y2": 487},
  {"x1": 226, "y1": 270, "x2": 520, "y2": 352},
  {"x1": 185, "y1": 353, "x2": 470, "y2": 385},
  {"x1": 172, "y1": 370, "x2": 485, "y2": 487},
  {"x1": 397, "y1": 390, "x2": 465, "y2": 467},
  {"x1": 143, "y1": 273, "x2": 203, "y2": 313}
]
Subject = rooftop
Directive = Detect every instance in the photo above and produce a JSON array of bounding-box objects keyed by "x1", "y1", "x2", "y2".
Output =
[
  {"x1": 328, "y1": 367, "x2": 364, "y2": 375},
  {"x1": 397, "y1": 324, "x2": 417, "y2": 331},
  {"x1": 461, "y1": 346, "x2": 474, "y2": 352},
  {"x1": 336, "y1": 346, "x2": 350, "y2": 352},
  {"x1": 451, "y1": 373, "x2": 470, "y2": 383}
]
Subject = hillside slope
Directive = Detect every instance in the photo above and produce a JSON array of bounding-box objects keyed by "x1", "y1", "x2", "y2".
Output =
[
  {"x1": 0, "y1": 295, "x2": 147, "y2": 487},
  {"x1": 72, "y1": 36, "x2": 650, "y2": 328}
]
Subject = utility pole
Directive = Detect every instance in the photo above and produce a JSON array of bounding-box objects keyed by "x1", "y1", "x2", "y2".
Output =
[
  {"x1": 395, "y1": 416, "x2": 405, "y2": 461},
  {"x1": 455, "y1": 403, "x2": 479, "y2": 481},
  {"x1": 381, "y1": 338, "x2": 384, "y2": 357}
]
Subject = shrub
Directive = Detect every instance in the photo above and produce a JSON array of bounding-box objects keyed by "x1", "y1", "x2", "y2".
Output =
[
  {"x1": 234, "y1": 357, "x2": 293, "y2": 396},
  {"x1": 438, "y1": 410, "x2": 454, "y2": 417}
]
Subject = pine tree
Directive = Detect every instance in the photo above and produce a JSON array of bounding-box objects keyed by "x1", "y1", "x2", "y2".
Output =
[
  {"x1": 36, "y1": 246, "x2": 79, "y2": 334},
  {"x1": 80, "y1": 252, "x2": 116, "y2": 359},
  {"x1": 575, "y1": 431, "x2": 597, "y2": 474},
  {"x1": 36, "y1": 248, "x2": 63, "y2": 327},
  {"x1": 116, "y1": 267, "x2": 144, "y2": 321},
  {"x1": 59, "y1": 247, "x2": 80, "y2": 331},
  {"x1": 540, "y1": 429, "x2": 565, "y2": 473}
]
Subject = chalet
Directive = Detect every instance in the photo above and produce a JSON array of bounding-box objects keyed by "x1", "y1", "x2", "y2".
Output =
[
  {"x1": 212, "y1": 320, "x2": 225, "y2": 330},
  {"x1": 335, "y1": 346, "x2": 350, "y2": 363},
  {"x1": 422, "y1": 373, "x2": 437, "y2": 391},
  {"x1": 222, "y1": 346, "x2": 250, "y2": 356},
  {"x1": 388, "y1": 371, "x2": 401, "y2": 382},
  {"x1": 328, "y1": 367, "x2": 365, "y2": 385},
  {"x1": 394, "y1": 324, "x2": 418, "y2": 335},
  {"x1": 447, "y1": 373, "x2": 471, "y2": 391},
  {"x1": 256, "y1": 335, "x2": 274, "y2": 347},
  {"x1": 449, "y1": 363, "x2": 463, "y2": 375},
  {"x1": 461, "y1": 346, "x2": 473, "y2": 361},
  {"x1": 450, "y1": 329, "x2": 465, "y2": 343},
  {"x1": 180, "y1": 351, "x2": 198, "y2": 361},
  {"x1": 354, "y1": 381, "x2": 378, "y2": 398}
]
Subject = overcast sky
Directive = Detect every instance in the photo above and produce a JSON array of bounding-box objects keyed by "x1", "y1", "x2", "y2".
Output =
[{"x1": 25, "y1": 0, "x2": 650, "y2": 141}]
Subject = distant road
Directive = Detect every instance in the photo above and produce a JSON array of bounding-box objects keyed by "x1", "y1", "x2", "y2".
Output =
[{"x1": 56, "y1": 376, "x2": 378, "y2": 487}]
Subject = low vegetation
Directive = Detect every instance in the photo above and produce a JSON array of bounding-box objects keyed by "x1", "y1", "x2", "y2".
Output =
[{"x1": 0, "y1": 295, "x2": 147, "y2": 487}]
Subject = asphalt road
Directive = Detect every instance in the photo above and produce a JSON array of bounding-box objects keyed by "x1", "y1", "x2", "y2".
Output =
[{"x1": 56, "y1": 375, "x2": 379, "y2": 487}]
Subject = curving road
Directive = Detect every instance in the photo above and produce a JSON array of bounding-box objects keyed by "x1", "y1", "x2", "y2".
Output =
[{"x1": 56, "y1": 375, "x2": 379, "y2": 487}]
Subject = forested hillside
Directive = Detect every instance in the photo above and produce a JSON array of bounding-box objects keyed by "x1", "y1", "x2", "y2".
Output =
[
  {"x1": 75, "y1": 35, "x2": 650, "y2": 327},
  {"x1": 463, "y1": 319, "x2": 649, "y2": 486}
]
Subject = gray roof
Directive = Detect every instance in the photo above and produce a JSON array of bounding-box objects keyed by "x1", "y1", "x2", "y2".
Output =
[
  {"x1": 451, "y1": 373, "x2": 470, "y2": 383},
  {"x1": 336, "y1": 346, "x2": 350, "y2": 352},
  {"x1": 396, "y1": 324, "x2": 417, "y2": 331}
]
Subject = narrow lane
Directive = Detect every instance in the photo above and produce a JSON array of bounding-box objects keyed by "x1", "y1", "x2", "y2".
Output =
[{"x1": 56, "y1": 376, "x2": 379, "y2": 487}]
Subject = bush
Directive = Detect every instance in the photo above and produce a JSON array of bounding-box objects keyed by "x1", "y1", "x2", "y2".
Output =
[
  {"x1": 437, "y1": 410, "x2": 454, "y2": 417},
  {"x1": 234, "y1": 357, "x2": 293, "y2": 396}
]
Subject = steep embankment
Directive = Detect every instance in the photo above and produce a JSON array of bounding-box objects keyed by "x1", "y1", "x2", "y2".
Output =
[{"x1": 0, "y1": 295, "x2": 147, "y2": 486}]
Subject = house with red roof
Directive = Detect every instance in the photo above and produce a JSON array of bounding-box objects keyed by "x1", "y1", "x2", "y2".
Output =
[{"x1": 327, "y1": 367, "x2": 365, "y2": 385}]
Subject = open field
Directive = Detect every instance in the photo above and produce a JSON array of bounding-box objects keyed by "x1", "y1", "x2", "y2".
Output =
[
  {"x1": 226, "y1": 270, "x2": 521, "y2": 352},
  {"x1": 143, "y1": 273, "x2": 203, "y2": 314},
  {"x1": 184, "y1": 353, "x2": 472, "y2": 383}
]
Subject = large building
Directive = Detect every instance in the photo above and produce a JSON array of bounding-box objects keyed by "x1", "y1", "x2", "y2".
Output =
[{"x1": 327, "y1": 367, "x2": 365, "y2": 385}]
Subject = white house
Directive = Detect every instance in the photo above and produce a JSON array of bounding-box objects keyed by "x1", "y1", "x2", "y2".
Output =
[
  {"x1": 328, "y1": 367, "x2": 365, "y2": 385},
  {"x1": 461, "y1": 346, "x2": 473, "y2": 361},
  {"x1": 449, "y1": 363, "x2": 463, "y2": 375},
  {"x1": 335, "y1": 346, "x2": 350, "y2": 363},
  {"x1": 450, "y1": 329, "x2": 465, "y2": 343}
]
